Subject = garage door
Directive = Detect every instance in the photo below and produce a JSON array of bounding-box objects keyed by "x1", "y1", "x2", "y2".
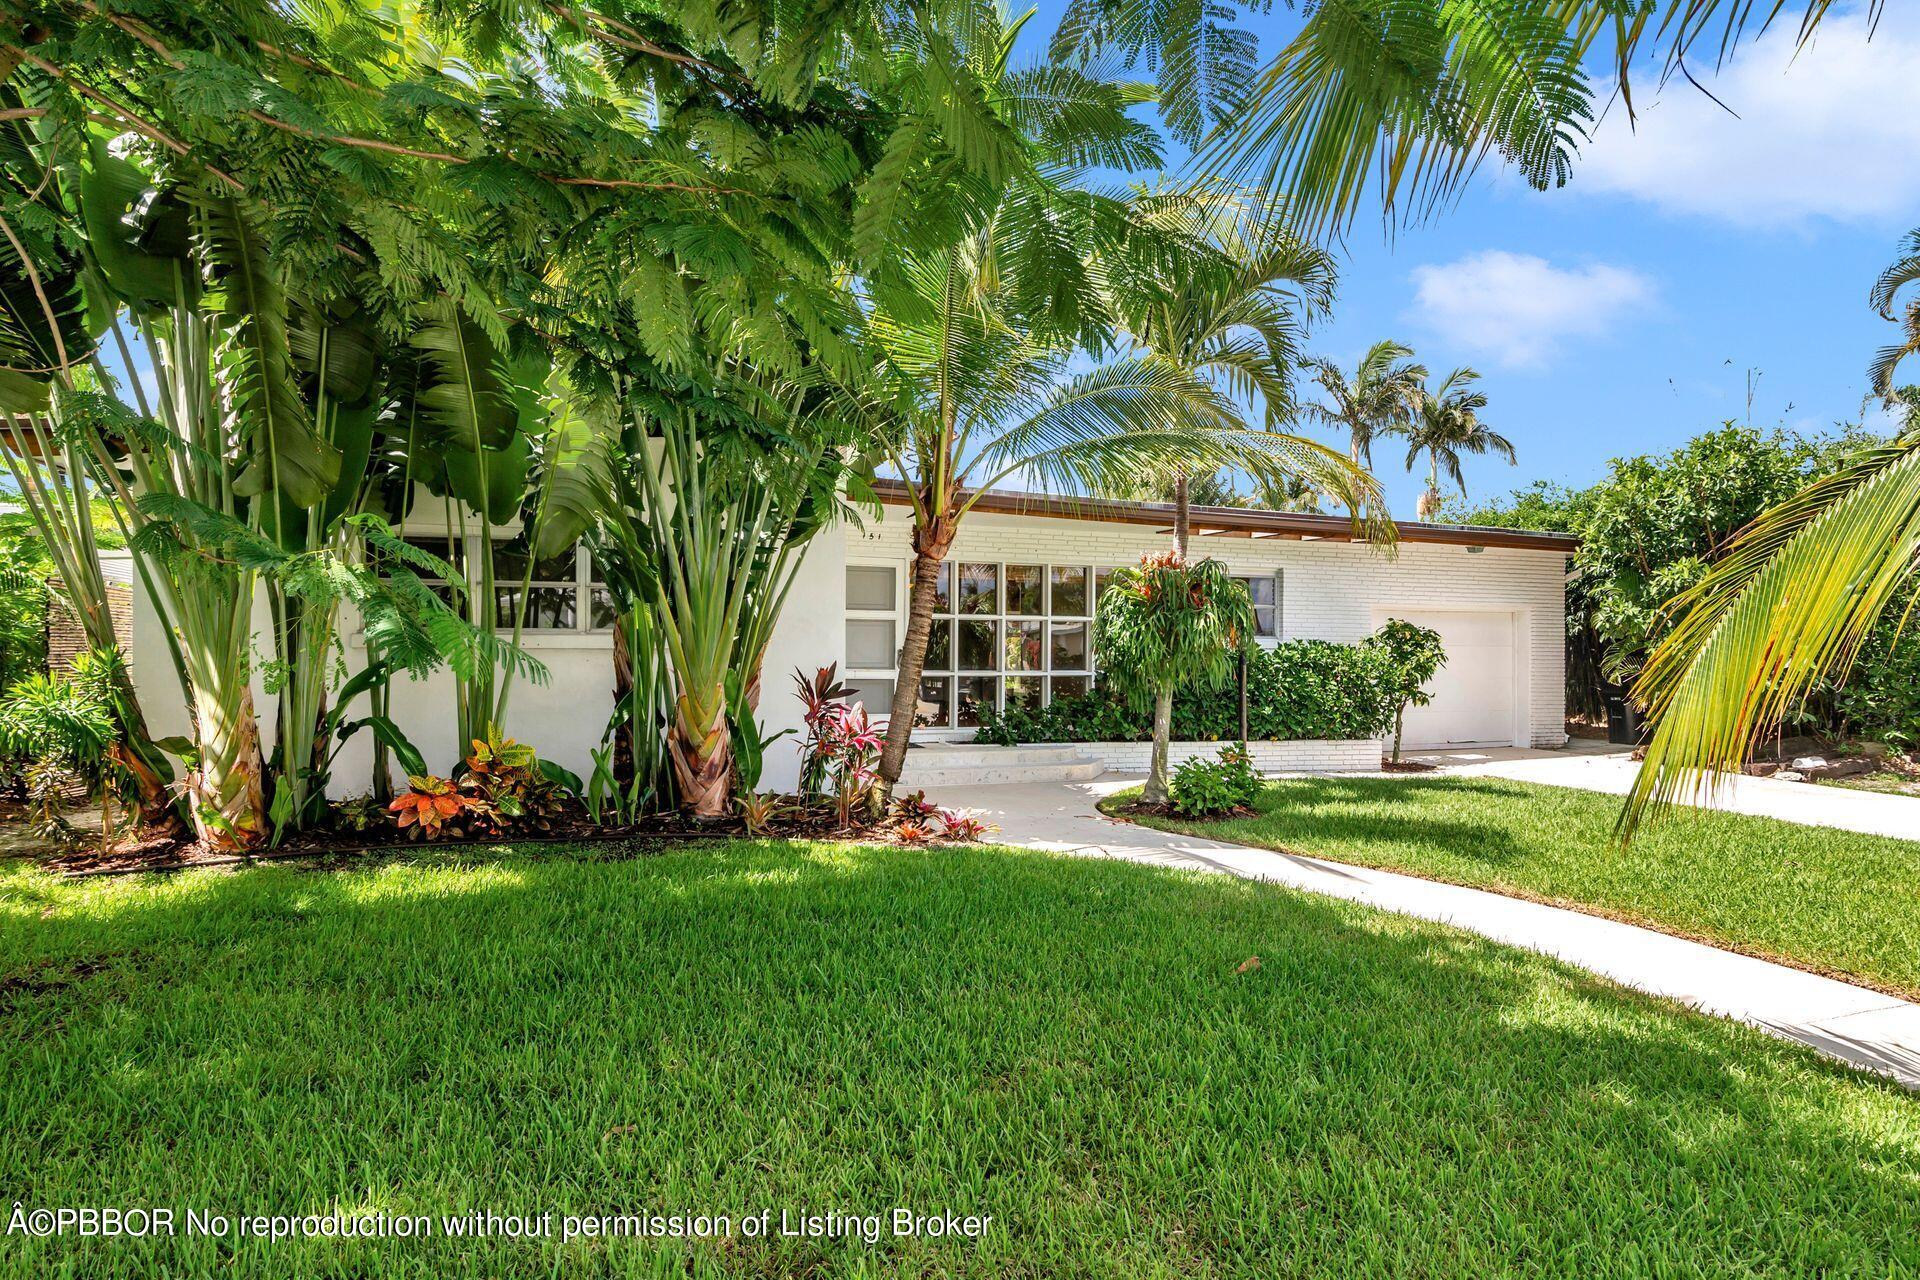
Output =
[{"x1": 1375, "y1": 609, "x2": 1517, "y2": 748}]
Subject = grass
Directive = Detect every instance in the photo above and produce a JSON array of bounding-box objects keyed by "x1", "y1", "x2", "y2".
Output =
[
  {"x1": 4, "y1": 840, "x2": 1919, "y2": 1278},
  {"x1": 1110, "y1": 775, "x2": 1920, "y2": 997}
]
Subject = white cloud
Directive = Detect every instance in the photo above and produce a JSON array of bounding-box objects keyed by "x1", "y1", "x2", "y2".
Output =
[
  {"x1": 1575, "y1": 11, "x2": 1920, "y2": 228},
  {"x1": 1405, "y1": 250, "x2": 1654, "y2": 368}
]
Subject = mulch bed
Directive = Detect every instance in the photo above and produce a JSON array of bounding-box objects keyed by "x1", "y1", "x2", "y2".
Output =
[
  {"x1": 1378, "y1": 760, "x2": 1437, "y2": 773},
  {"x1": 37, "y1": 799, "x2": 973, "y2": 879}
]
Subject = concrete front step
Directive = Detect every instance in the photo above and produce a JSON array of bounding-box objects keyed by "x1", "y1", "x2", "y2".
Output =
[{"x1": 894, "y1": 743, "x2": 1106, "y2": 789}]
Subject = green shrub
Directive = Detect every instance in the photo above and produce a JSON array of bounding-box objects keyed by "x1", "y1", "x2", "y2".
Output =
[
  {"x1": 979, "y1": 638, "x2": 1399, "y2": 744},
  {"x1": 1169, "y1": 745, "x2": 1262, "y2": 816}
]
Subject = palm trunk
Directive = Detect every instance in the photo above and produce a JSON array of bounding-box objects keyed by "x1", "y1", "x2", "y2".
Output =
[
  {"x1": 666, "y1": 685, "x2": 730, "y2": 818},
  {"x1": 877, "y1": 533, "x2": 950, "y2": 798},
  {"x1": 1143, "y1": 686, "x2": 1174, "y2": 805},
  {"x1": 189, "y1": 682, "x2": 269, "y2": 851},
  {"x1": 1172, "y1": 469, "x2": 1190, "y2": 559}
]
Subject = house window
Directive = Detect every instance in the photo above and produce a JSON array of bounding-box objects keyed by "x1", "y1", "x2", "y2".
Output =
[
  {"x1": 1234, "y1": 571, "x2": 1280, "y2": 639},
  {"x1": 843, "y1": 562, "x2": 900, "y2": 718},
  {"x1": 857, "y1": 560, "x2": 1100, "y2": 729},
  {"x1": 491, "y1": 541, "x2": 612, "y2": 633}
]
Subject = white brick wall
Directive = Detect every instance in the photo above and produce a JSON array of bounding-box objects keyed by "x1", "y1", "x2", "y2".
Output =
[
  {"x1": 1058, "y1": 739, "x2": 1380, "y2": 773},
  {"x1": 839, "y1": 507, "x2": 1569, "y2": 749}
]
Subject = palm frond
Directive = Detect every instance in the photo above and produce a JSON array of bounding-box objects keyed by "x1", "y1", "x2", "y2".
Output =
[{"x1": 1623, "y1": 436, "x2": 1920, "y2": 836}]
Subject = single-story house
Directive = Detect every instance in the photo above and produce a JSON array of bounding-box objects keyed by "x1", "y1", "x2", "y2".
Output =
[{"x1": 127, "y1": 483, "x2": 1575, "y2": 794}]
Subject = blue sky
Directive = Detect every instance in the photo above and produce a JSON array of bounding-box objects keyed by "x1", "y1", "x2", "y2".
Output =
[{"x1": 1017, "y1": 2, "x2": 1920, "y2": 519}]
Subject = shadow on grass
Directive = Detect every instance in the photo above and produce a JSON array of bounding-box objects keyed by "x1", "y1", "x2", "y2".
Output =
[{"x1": 2, "y1": 840, "x2": 1917, "y2": 1277}]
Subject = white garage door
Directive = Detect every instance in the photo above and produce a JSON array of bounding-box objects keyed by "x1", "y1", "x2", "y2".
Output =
[{"x1": 1375, "y1": 609, "x2": 1518, "y2": 748}]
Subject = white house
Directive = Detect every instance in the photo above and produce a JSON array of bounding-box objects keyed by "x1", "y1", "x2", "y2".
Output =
[{"x1": 127, "y1": 483, "x2": 1575, "y2": 794}]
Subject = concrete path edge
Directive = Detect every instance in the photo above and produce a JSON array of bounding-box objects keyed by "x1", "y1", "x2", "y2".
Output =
[{"x1": 931, "y1": 775, "x2": 1920, "y2": 1091}]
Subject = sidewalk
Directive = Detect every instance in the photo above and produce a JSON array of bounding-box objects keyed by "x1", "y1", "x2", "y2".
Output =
[
  {"x1": 933, "y1": 776, "x2": 1920, "y2": 1090},
  {"x1": 1411, "y1": 741, "x2": 1920, "y2": 842}
]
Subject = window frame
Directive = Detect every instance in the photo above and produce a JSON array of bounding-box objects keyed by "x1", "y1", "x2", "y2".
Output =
[
  {"x1": 485, "y1": 537, "x2": 612, "y2": 636},
  {"x1": 1233, "y1": 570, "x2": 1282, "y2": 640},
  {"x1": 842, "y1": 558, "x2": 904, "y2": 718},
  {"x1": 851, "y1": 558, "x2": 1107, "y2": 732}
]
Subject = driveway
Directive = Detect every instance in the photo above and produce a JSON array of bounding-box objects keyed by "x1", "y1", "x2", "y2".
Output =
[
  {"x1": 927, "y1": 773, "x2": 1920, "y2": 1090},
  {"x1": 1409, "y1": 740, "x2": 1920, "y2": 842}
]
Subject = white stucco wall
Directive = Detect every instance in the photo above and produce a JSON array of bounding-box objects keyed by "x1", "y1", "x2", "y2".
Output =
[
  {"x1": 124, "y1": 500, "x2": 1569, "y2": 801},
  {"x1": 835, "y1": 507, "x2": 1570, "y2": 751}
]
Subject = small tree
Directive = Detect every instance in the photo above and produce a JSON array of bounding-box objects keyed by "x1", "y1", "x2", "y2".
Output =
[
  {"x1": 1095, "y1": 553, "x2": 1254, "y2": 805},
  {"x1": 1366, "y1": 620, "x2": 1447, "y2": 764}
]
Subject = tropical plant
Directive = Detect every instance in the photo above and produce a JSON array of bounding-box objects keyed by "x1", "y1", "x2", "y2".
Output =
[
  {"x1": 1054, "y1": 0, "x2": 1839, "y2": 240},
  {"x1": 793, "y1": 664, "x2": 856, "y2": 802},
  {"x1": 0, "y1": 647, "x2": 130, "y2": 844},
  {"x1": 1094, "y1": 552, "x2": 1254, "y2": 805},
  {"x1": 1109, "y1": 188, "x2": 1338, "y2": 552},
  {"x1": 1365, "y1": 619, "x2": 1446, "y2": 764},
  {"x1": 388, "y1": 774, "x2": 481, "y2": 840},
  {"x1": 1620, "y1": 218, "x2": 1920, "y2": 831},
  {"x1": 1168, "y1": 744, "x2": 1262, "y2": 816},
  {"x1": 1298, "y1": 341, "x2": 1428, "y2": 471},
  {"x1": 735, "y1": 790, "x2": 790, "y2": 838},
  {"x1": 1401, "y1": 368, "x2": 1514, "y2": 518}
]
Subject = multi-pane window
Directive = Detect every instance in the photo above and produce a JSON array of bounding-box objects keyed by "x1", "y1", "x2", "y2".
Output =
[
  {"x1": 900, "y1": 560, "x2": 1100, "y2": 729},
  {"x1": 490, "y1": 541, "x2": 614, "y2": 633},
  {"x1": 386, "y1": 536, "x2": 611, "y2": 634},
  {"x1": 843, "y1": 563, "x2": 900, "y2": 714},
  {"x1": 1233, "y1": 572, "x2": 1280, "y2": 639}
]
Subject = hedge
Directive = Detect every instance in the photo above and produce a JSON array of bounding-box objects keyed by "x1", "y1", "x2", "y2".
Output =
[{"x1": 977, "y1": 639, "x2": 1399, "y2": 745}]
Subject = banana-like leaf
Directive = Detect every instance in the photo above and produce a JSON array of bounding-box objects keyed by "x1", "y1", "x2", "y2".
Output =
[
  {"x1": 443, "y1": 425, "x2": 529, "y2": 526},
  {"x1": 201, "y1": 196, "x2": 341, "y2": 510},
  {"x1": 0, "y1": 211, "x2": 93, "y2": 409},
  {"x1": 531, "y1": 395, "x2": 617, "y2": 561},
  {"x1": 76, "y1": 136, "x2": 186, "y2": 311},
  {"x1": 408, "y1": 299, "x2": 520, "y2": 454}
]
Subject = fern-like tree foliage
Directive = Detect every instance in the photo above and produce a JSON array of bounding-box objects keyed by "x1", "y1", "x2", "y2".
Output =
[{"x1": 1054, "y1": 0, "x2": 1845, "y2": 240}]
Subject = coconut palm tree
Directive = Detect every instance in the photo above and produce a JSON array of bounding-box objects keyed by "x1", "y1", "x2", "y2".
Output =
[
  {"x1": 858, "y1": 229, "x2": 1382, "y2": 798},
  {"x1": 1400, "y1": 368, "x2": 1514, "y2": 519},
  {"x1": 1111, "y1": 189, "x2": 1338, "y2": 554},
  {"x1": 1298, "y1": 340, "x2": 1427, "y2": 473}
]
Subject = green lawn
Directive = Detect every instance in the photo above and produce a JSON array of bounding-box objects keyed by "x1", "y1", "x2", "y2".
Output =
[
  {"x1": 3, "y1": 840, "x2": 1918, "y2": 1278},
  {"x1": 1113, "y1": 775, "x2": 1920, "y2": 997}
]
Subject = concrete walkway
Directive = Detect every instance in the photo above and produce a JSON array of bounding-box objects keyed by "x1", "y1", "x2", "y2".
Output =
[
  {"x1": 932, "y1": 775, "x2": 1920, "y2": 1090},
  {"x1": 1411, "y1": 740, "x2": 1920, "y2": 842}
]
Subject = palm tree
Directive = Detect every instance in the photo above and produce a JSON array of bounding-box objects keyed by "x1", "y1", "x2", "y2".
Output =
[
  {"x1": 1298, "y1": 340, "x2": 1427, "y2": 472},
  {"x1": 1619, "y1": 230, "x2": 1920, "y2": 832},
  {"x1": 1053, "y1": 1, "x2": 1839, "y2": 241},
  {"x1": 858, "y1": 230, "x2": 1380, "y2": 797},
  {"x1": 1113, "y1": 190, "x2": 1338, "y2": 554},
  {"x1": 1400, "y1": 368, "x2": 1514, "y2": 519}
]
